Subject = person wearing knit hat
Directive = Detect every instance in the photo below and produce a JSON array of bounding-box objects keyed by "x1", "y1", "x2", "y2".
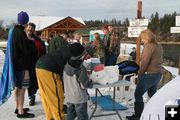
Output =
[
  {"x1": 70, "y1": 43, "x2": 92, "y2": 62},
  {"x1": 17, "y1": 11, "x2": 29, "y2": 25},
  {"x1": 0, "y1": 11, "x2": 35, "y2": 118},
  {"x1": 63, "y1": 43, "x2": 93, "y2": 120},
  {"x1": 70, "y1": 43, "x2": 85, "y2": 60},
  {"x1": 14, "y1": 11, "x2": 34, "y2": 118},
  {"x1": 35, "y1": 43, "x2": 94, "y2": 120}
]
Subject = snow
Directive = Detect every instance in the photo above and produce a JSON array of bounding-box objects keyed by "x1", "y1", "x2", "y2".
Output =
[
  {"x1": 140, "y1": 67, "x2": 180, "y2": 120},
  {"x1": 0, "y1": 48, "x2": 136, "y2": 120},
  {"x1": 29, "y1": 16, "x2": 85, "y2": 31},
  {"x1": 0, "y1": 42, "x2": 179, "y2": 120},
  {"x1": 0, "y1": 49, "x2": 133, "y2": 120}
]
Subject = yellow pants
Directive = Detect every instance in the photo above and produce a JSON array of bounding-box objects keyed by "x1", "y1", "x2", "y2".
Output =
[{"x1": 36, "y1": 68, "x2": 64, "y2": 120}]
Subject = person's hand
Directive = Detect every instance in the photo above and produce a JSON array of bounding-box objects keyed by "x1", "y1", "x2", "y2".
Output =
[{"x1": 83, "y1": 54, "x2": 91, "y2": 60}]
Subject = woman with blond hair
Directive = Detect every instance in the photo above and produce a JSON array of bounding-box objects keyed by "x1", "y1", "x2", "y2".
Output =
[
  {"x1": 106, "y1": 32, "x2": 120, "y2": 65},
  {"x1": 126, "y1": 29, "x2": 163, "y2": 120},
  {"x1": 92, "y1": 33, "x2": 106, "y2": 64}
]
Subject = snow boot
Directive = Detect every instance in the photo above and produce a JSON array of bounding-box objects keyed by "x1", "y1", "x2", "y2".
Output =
[{"x1": 126, "y1": 102, "x2": 144, "y2": 120}]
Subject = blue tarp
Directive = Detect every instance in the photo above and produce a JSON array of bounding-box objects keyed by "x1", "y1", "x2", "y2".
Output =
[{"x1": 91, "y1": 95, "x2": 128, "y2": 110}]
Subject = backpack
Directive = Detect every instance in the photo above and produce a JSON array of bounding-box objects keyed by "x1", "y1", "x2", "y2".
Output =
[{"x1": 117, "y1": 60, "x2": 139, "y2": 75}]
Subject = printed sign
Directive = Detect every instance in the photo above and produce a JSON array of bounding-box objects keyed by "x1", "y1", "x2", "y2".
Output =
[
  {"x1": 170, "y1": 27, "x2": 180, "y2": 33},
  {"x1": 176, "y1": 16, "x2": 180, "y2": 26},
  {"x1": 129, "y1": 19, "x2": 148, "y2": 26},
  {"x1": 128, "y1": 27, "x2": 147, "y2": 37}
]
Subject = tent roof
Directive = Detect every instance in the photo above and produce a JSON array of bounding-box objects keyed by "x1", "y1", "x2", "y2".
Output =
[{"x1": 29, "y1": 16, "x2": 85, "y2": 31}]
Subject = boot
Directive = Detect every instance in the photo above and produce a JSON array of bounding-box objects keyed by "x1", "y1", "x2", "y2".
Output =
[
  {"x1": 29, "y1": 96, "x2": 35, "y2": 106},
  {"x1": 126, "y1": 102, "x2": 144, "y2": 120},
  {"x1": 63, "y1": 104, "x2": 68, "y2": 114}
]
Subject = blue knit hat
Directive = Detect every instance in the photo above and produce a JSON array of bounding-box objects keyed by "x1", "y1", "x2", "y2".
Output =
[{"x1": 17, "y1": 11, "x2": 29, "y2": 25}]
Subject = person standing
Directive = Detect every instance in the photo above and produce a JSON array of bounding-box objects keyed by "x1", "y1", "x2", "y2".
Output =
[
  {"x1": 69, "y1": 33, "x2": 82, "y2": 44},
  {"x1": 63, "y1": 43, "x2": 93, "y2": 120},
  {"x1": 102, "y1": 25, "x2": 116, "y2": 65},
  {"x1": 108, "y1": 25, "x2": 113, "y2": 34},
  {"x1": 25, "y1": 22, "x2": 46, "y2": 106},
  {"x1": 92, "y1": 32, "x2": 106, "y2": 64},
  {"x1": 48, "y1": 35, "x2": 68, "y2": 53},
  {"x1": 129, "y1": 47, "x2": 136, "y2": 61},
  {"x1": 126, "y1": 29, "x2": 163, "y2": 120},
  {"x1": 106, "y1": 32, "x2": 120, "y2": 65},
  {"x1": 60, "y1": 32, "x2": 71, "y2": 43},
  {"x1": 11, "y1": 11, "x2": 35, "y2": 118},
  {"x1": 102, "y1": 25, "x2": 110, "y2": 48}
]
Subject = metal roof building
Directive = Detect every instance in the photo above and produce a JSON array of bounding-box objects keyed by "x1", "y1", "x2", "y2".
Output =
[{"x1": 29, "y1": 16, "x2": 86, "y2": 39}]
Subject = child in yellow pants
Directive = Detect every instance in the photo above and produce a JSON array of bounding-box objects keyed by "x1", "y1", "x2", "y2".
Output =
[
  {"x1": 35, "y1": 43, "x2": 92, "y2": 120},
  {"x1": 35, "y1": 45, "x2": 72, "y2": 120},
  {"x1": 36, "y1": 68, "x2": 64, "y2": 120}
]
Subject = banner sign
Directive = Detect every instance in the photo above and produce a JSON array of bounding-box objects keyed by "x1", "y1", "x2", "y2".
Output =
[
  {"x1": 176, "y1": 16, "x2": 180, "y2": 26},
  {"x1": 170, "y1": 27, "x2": 180, "y2": 33},
  {"x1": 128, "y1": 27, "x2": 147, "y2": 37},
  {"x1": 129, "y1": 19, "x2": 148, "y2": 26}
]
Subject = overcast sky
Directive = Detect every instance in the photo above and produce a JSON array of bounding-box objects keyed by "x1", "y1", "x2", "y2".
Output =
[{"x1": 0, "y1": 0, "x2": 180, "y2": 24}]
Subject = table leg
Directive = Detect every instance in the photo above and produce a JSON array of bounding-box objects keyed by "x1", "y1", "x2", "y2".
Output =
[
  {"x1": 113, "y1": 87, "x2": 122, "y2": 120},
  {"x1": 89, "y1": 87, "x2": 123, "y2": 120},
  {"x1": 89, "y1": 89, "x2": 98, "y2": 120}
]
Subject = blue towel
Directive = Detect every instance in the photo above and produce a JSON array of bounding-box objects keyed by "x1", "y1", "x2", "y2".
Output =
[
  {"x1": 0, "y1": 28, "x2": 15, "y2": 105},
  {"x1": 91, "y1": 95, "x2": 128, "y2": 110}
]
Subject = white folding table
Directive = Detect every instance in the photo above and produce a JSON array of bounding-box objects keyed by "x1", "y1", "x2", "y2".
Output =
[{"x1": 89, "y1": 80, "x2": 131, "y2": 120}]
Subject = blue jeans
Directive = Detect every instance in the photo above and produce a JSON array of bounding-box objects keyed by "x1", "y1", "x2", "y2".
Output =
[
  {"x1": 135, "y1": 73, "x2": 162, "y2": 102},
  {"x1": 105, "y1": 54, "x2": 118, "y2": 66},
  {"x1": 67, "y1": 102, "x2": 88, "y2": 120}
]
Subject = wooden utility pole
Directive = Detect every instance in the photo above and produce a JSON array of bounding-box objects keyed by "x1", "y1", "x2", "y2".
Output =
[
  {"x1": 179, "y1": 54, "x2": 180, "y2": 75},
  {"x1": 136, "y1": 0, "x2": 142, "y2": 65}
]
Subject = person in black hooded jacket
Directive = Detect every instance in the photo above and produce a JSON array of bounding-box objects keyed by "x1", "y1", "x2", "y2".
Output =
[{"x1": 12, "y1": 11, "x2": 35, "y2": 118}]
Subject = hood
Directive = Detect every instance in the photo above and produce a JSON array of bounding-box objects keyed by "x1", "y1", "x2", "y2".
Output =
[{"x1": 64, "y1": 62, "x2": 81, "y2": 76}]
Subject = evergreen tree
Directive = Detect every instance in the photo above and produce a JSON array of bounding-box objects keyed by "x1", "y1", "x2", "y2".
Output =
[{"x1": 149, "y1": 12, "x2": 160, "y2": 34}]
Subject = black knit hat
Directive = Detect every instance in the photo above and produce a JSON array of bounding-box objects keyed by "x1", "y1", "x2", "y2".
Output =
[{"x1": 70, "y1": 43, "x2": 85, "y2": 60}]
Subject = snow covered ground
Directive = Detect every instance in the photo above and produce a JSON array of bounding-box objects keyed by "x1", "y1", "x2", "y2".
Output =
[
  {"x1": 0, "y1": 42, "x2": 179, "y2": 120},
  {"x1": 140, "y1": 66, "x2": 180, "y2": 120},
  {"x1": 0, "y1": 49, "x2": 134, "y2": 120}
]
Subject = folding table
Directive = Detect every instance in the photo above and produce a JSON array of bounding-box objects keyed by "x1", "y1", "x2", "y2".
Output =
[{"x1": 89, "y1": 80, "x2": 131, "y2": 120}]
